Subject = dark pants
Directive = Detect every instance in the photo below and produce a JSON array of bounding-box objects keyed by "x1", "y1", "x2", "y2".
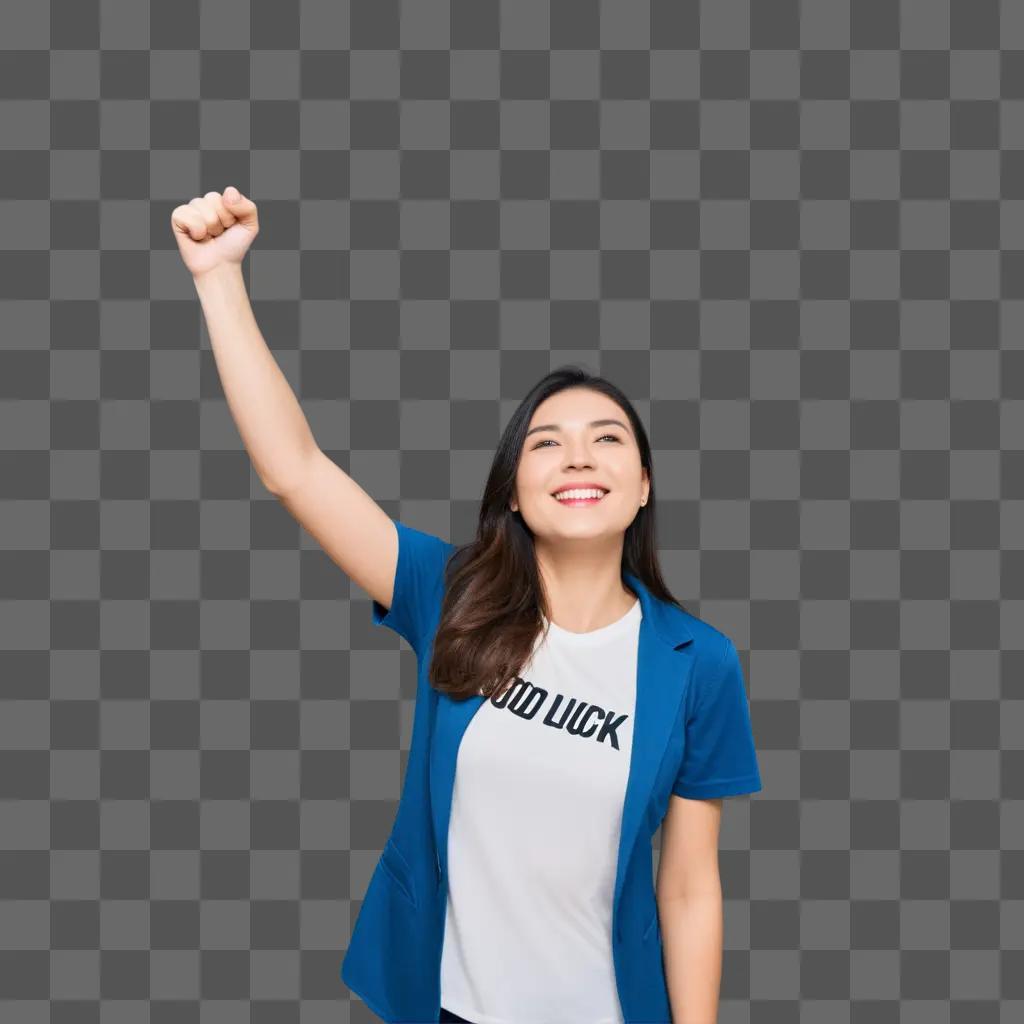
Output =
[{"x1": 439, "y1": 1007, "x2": 475, "y2": 1023}]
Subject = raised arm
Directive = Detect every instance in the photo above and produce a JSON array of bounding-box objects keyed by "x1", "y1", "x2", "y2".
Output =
[{"x1": 172, "y1": 187, "x2": 399, "y2": 612}]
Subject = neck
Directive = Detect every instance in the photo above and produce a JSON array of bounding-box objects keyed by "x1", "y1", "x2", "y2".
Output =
[{"x1": 534, "y1": 541, "x2": 636, "y2": 633}]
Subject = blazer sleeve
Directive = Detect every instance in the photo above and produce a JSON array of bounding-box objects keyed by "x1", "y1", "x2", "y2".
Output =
[
  {"x1": 370, "y1": 518, "x2": 456, "y2": 657},
  {"x1": 672, "y1": 637, "x2": 763, "y2": 800}
]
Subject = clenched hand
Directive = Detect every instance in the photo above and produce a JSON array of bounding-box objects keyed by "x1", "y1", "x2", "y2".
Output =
[{"x1": 170, "y1": 187, "x2": 260, "y2": 279}]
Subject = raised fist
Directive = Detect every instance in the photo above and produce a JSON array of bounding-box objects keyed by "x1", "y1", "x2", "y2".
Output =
[{"x1": 170, "y1": 187, "x2": 259, "y2": 278}]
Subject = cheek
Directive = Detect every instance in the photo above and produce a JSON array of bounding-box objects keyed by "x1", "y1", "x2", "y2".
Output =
[{"x1": 517, "y1": 466, "x2": 547, "y2": 497}]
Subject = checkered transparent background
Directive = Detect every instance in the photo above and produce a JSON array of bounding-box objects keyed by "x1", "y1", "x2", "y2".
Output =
[{"x1": 1, "y1": 0, "x2": 1023, "y2": 1021}]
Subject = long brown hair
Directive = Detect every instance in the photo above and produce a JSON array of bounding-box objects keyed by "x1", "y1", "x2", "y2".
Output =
[{"x1": 429, "y1": 365, "x2": 689, "y2": 701}]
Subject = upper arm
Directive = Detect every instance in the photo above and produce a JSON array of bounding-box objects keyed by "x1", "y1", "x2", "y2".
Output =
[
  {"x1": 656, "y1": 794, "x2": 723, "y2": 903},
  {"x1": 368, "y1": 518, "x2": 456, "y2": 654},
  {"x1": 657, "y1": 636, "x2": 762, "y2": 902},
  {"x1": 273, "y1": 448, "x2": 403, "y2": 612},
  {"x1": 655, "y1": 643, "x2": 761, "y2": 901},
  {"x1": 671, "y1": 637, "x2": 763, "y2": 801},
  {"x1": 272, "y1": 448, "x2": 456, "y2": 654}
]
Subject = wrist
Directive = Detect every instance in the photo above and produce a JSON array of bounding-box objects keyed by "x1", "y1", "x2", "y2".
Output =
[{"x1": 193, "y1": 261, "x2": 244, "y2": 286}]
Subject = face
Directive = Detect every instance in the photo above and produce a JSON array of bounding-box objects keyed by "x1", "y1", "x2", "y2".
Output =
[{"x1": 510, "y1": 388, "x2": 649, "y2": 543}]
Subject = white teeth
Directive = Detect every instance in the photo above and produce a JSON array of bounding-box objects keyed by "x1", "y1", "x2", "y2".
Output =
[{"x1": 553, "y1": 489, "x2": 607, "y2": 501}]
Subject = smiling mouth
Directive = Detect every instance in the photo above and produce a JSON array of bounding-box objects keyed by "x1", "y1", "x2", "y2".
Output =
[{"x1": 551, "y1": 490, "x2": 609, "y2": 505}]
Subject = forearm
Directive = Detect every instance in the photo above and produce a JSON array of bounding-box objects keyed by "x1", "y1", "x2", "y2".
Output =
[
  {"x1": 659, "y1": 892, "x2": 724, "y2": 1024},
  {"x1": 192, "y1": 263, "x2": 318, "y2": 493}
]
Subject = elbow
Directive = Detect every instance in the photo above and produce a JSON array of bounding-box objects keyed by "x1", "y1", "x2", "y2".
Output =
[
  {"x1": 657, "y1": 878, "x2": 722, "y2": 907},
  {"x1": 259, "y1": 448, "x2": 320, "y2": 498}
]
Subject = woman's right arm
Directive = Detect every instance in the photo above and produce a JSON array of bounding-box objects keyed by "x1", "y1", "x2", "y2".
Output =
[{"x1": 175, "y1": 188, "x2": 399, "y2": 613}]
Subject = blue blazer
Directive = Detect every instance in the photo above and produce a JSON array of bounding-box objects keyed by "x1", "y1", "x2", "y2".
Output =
[{"x1": 341, "y1": 520, "x2": 763, "y2": 1023}]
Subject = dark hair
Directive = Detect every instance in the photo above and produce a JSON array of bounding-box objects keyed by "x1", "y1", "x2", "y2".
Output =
[{"x1": 429, "y1": 365, "x2": 689, "y2": 701}]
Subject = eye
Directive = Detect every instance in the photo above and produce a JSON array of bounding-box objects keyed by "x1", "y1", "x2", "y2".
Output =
[{"x1": 530, "y1": 434, "x2": 622, "y2": 450}]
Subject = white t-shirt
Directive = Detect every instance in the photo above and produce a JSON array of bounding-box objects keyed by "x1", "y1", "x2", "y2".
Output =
[{"x1": 439, "y1": 596, "x2": 643, "y2": 1024}]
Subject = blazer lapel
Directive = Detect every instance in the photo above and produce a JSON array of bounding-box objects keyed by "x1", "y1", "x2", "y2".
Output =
[
  {"x1": 611, "y1": 572, "x2": 694, "y2": 941},
  {"x1": 429, "y1": 572, "x2": 694, "y2": 921},
  {"x1": 430, "y1": 682, "x2": 485, "y2": 881}
]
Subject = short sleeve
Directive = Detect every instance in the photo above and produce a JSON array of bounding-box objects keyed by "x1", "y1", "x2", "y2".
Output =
[
  {"x1": 370, "y1": 518, "x2": 456, "y2": 656},
  {"x1": 672, "y1": 638, "x2": 763, "y2": 800}
]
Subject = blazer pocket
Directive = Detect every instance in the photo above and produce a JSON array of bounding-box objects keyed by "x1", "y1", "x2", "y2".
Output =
[{"x1": 379, "y1": 837, "x2": 418, "y2": 909}]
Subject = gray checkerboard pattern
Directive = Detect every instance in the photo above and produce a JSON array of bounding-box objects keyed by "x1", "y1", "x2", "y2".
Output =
[{"x1": 1, "y1": 0, "x2": 1022, "y2": 1021}]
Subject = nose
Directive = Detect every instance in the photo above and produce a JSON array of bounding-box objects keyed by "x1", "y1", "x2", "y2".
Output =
[{"x1": 562, "y1": 443, "x2": 597, "y2": 468}]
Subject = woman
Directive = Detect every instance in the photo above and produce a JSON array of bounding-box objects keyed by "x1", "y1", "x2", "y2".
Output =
[{"x1": 172, "y1": 188, "x2": 763, "y2": 1024}]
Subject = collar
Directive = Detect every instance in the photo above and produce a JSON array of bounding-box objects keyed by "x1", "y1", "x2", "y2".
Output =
[{"x1": 623, "y1": 570, "x2": 694, "y2": 650}]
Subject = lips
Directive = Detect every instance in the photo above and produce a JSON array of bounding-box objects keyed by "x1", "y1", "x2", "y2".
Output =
[
  {"x1": 550, "y1": 482, "x2": 610, "y2": 498},
  {"x1": 552, "y1": 489, "x2": 609, "y2": 505}
]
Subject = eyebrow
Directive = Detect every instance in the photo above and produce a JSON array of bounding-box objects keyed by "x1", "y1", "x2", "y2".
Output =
[{"x1": 525, "y1": 418, "x2": 630, "y2": 438}]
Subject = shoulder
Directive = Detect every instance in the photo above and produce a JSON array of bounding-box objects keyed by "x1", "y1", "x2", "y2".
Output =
[
  {"x1": 674, "y1": 606, "x2": 739, "y2": 685},
  {"x1": 395, "y1": 519, "x2": 458, "y2": 562},
  {"x1": 392, "y1": 520, "x2": 460, "y2": 592},
  {"x1": 664, "y1": 608, "x2": 752, "y2": 729}
]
